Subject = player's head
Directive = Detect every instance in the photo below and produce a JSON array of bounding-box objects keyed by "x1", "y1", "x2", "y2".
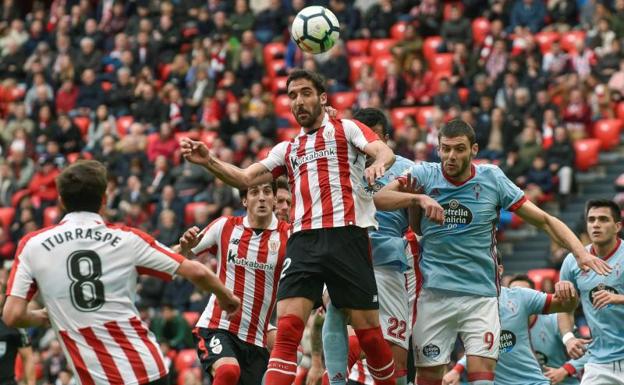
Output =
[
  {"x1": 287, "y1": 69, "x2": 327, "y2": 128},
  {"x1": 240, "y1": 182, "x2": 277, "y2": 220},
  {"x1": 353, "y1": 108, "x2": 389, "y2": 143},
  {"x1": 437, "y1": 119, "x2": 478, "y2": 179},
  {"x1": 585, "y1": 199, "x2": 622, "y2": 246},
  {"x1": 274, "y1": 177, "x2": 291, "y2": 223},
  {"x1": 509, "y1": 274, "x2": 536, "y2": 289},
  {"x1": 56, "y1": 160, "x2": 108, "y2": 214}
]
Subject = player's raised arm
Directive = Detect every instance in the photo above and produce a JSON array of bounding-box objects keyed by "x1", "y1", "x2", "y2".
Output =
[
  {"x1": 176, "y1": 260, "x2": 240, "y2": 316},
  {"x1": 546, "y1": 280, "x2": 579, "y2": 313},
  {"x1": 514, "y1": 200, "x2": 612, "y2": 275},
  {"x1": 362, "y1": 140, "x2": 396, "y2": 185},
  {"x1": 374, "y1": 179, "x2": 444, "y2": 225},
  {"x1": 180, "y1": 138, "x2": 273, "y2": 189}
]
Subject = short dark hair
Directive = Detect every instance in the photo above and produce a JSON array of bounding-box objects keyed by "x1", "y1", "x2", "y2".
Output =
[
  {"x1": 239, "y1": 181, "x2": 278, "y2": 200},
  {"x1": 286, "y1": 69, "x2": 326, "y2": 95},
  {"x1": 56, "y1": 160, "x2": 107, "y2": 213},
  {"x1": 585, "y1": 199, "x2": 622, "y2": 223},
  {"x1": 353, "y1": 108, "x2": 389, "y2": 136},
  {"x1": 275, "y1": 177, "x2": 290, "y2": 193},
  {"x1": 509, "y1": 274, "x2": 535, "y2": 289},
  {"x1": 438, "y1": 119, "x2": 477, "y2": 145}
]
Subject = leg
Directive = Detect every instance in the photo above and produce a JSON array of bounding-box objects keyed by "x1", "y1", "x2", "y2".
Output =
[
  {"x1": 212, "y1": 358, "x2": 241, "y2": 385},
  {"x1": 322, "y1": 303, "x2": 350, "y2": 385},
  {"x1": 193, "y1": 329, "x2": 241, "y2": 385},
  {"x1": 464, "y1": 356, "x2": 496, "y2": 385}
]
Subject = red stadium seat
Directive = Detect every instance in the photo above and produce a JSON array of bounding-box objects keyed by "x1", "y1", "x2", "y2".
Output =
[
  {"x1": 617, "y1": 102, "x2": 624, "y2": 121},
  {"x1": 174, "y1": 349, "x2": 199, "y2": 373},
  {"x1": 534, "y1": 31, "x2": 560, "y2": 54},
  {"x1": 373, "y1": 54, "x2": 394, "y2": 82},
  {"x1": 390, "y1": 22, "x2": 408, "y2": 40},
  {"x1": 369, "y1": 39, "x2": 396, "y2": 58},
  {"x1": 458, "y1": 87, "x2": 470, "y2": 104},
  {"x1": 67, "y1": 152, "x2": 81, "y2": 164},
  {"x1": 267, "y1": 59, "x2": 287, "y2": 78},
  {"x1": 390, "y1": 107, "x2": 420, "y2": 129},
  {"x1": 274, "y1": 94, "x2": 292, "y2": 117},
  {"x1": 574, "y1": 138, "x2": 601, "y2": 171},
  {"x1": 277, "y1": 127, "x2": 300, "y2": 142},
  {"x1": 271, "y1": 76, "x2": 289, "y2": 94},
  {"x1": 417, "y1": 106, "x2": 436, "y2": 127},
  {"x1": 0, "y1": 207, "x2": 15, "y2": 231},
  {"x1": 256, "y1": 146, "x2": 272, "y2": 160},
  {"x1": 73, "y1": 116, "x2": 90, "y2": 139},
  {"x1": 330, "y1": 92, "x2": 357, "y2": 111},
  {"x1": 263, "y1": 42, "x2": 286, "y2": 64},
  {"x1": 472, "y1": 17, "x2": 491, "y2": 45},
  {"x1": 184, "y1": 202, "x2": 208, "y2": 226},
  {"x1": 593, "y1": 119, "x2": 622, "y2": 150},
  {"x1": 429, "y1": 53, "x2": 454, "y2": 75},
  {"x1": 116, "y1": 115, "x2": 133, "y2": 137},
  {"x1": 182, "y1": 311, "x2": 200, "y2": 326},
  {"x1": 147, "y1": 133, "x2": 159, "y2": 147},
  {"x1": 443, "y1": 2, "x2": 464, "y2": 20},
  {"x1": 43, "y1": 206, "x2": 61, "y2": 227},
  {"x1": 348, "y1": 56, "x2": 373, "y2": 85},
  {"x1": 527, "y1": 268, "x2": 560, "y2": 291},
  {"x1": 423, "y1": 36, "x2": 443, "y2": 61},
  {"x1": 101, "y1": 81, "x2": 112, "y2": 92},
  {"x1": 346, "y1": 39, "x2": 370, "y2": 56},
  {"x1": 159, "y1": 64, "x2": 172, "y2": 81},
  {"x1": 560, "y1": 30, "x2": 586, "y2": 53}
]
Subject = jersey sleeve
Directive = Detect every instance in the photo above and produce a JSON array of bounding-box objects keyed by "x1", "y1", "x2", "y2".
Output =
[
  {"x1": 5, "y1": 240, "x2": 38, "y2": 300},
  {"x1": 565, "y1": 351, "x2": 589, "y2": 374},
  {"x1": 192, "y1": 217, "x2": 227, "y2": 257},
  {"x1": 492, "y1": 166, "x2": 526, "y2": 211},
  {"x1": 259, "y1": 141, "x2": 289, "y2": 178},
  {"x1": 130, "y1": 227, "x2": 185, "y2": 280},
  {"x1": 343, "y1": 118, "x2": 379, "y2": 151},
  {"x1": 400, "y1": 163, "x2": 431, "y2": 190},
  {"x1": 518, "y1": 287, "x2": 551, "y2": 315}
]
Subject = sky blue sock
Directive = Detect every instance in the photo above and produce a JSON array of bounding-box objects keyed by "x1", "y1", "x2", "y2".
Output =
[{"x1": 322, "y1": 303, "x2": 349, "y2": 385}]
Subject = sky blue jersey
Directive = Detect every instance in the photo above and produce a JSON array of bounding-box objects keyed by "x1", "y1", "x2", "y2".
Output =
[
  {"x1": 531, "y1": 313, "x2": 588, "y2": 385},
  {"x1": 458, "y1": 287, "x2": 551, "y2": 385},
  {"x1": 560, "y1": 239, "x2": 624, "y2": 364},
  {"x1": 366, "y1": 155, "x2": 415, "y2": 272},
  {"x1": 409, "y1": 162, "x2": 525, "y2": 296}
]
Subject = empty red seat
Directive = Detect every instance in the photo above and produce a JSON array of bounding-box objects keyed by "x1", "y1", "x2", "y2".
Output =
[
  {"x1": 417, "y1": 106, "x2": 436, "y2": 127},
  {"x1": 43, "y1": 206, "x2": 61, "y2": 227},
  {"x1": 0, "y1": 207, "x2": 15, "y2": 231},
  {"x1": 116, "y1": 115, "x2": 133, "y2": 137},
  {"x1": 174, "y1": 349, "x2": 199, "y2": 373},
  {"x1": 174, "y1": 131, "x2": 201, "y2": 143},
  {"x1": 458, "y1": 87, "x2": 470, "y2": 104},
  {"x1": 390, "y1": 107, "x2": 420, "y2": 129},
  {"x1": 593, "y1": 119, "x2": 622, "y2": 150},
  {"x1": 274, "y1": 94, "x2": 292, "y2": 117},
  {"x1": 267, "y1": 59, "x2": 286, "y2": 78},
  {"x1": 348, "y1": 56, "x2": 373, "y2": 85},
  {"x1": 147, "y1": 132, "x2": 159, "y2": 147},
  {"x1": 256, "y1": 146, "x2": 272, "y2": 160},
  {"x1": 534, "y1": 31, "x2": 560, "y2": 54},
  {"x1": 346, "y1": 39, "x2": 370, "y2": 56},
  {"x1": 184, "y1": 202, "x2": 208, "y2": 226},
  {"x1": 574, "y1": 138, "x2": 601, "y2": 171},
  {"x1": 73, "y1": 116, "x2": 90, "y2": 139},
  {"x1": 390, "y1": 22, "x2": 408, "y2": 40},
  {"x1": 527, "y1": 268, "x2": 560, "y2": 291},
  {"x1": 560, "y1": 30, "x2": 586, "y2": 53},
  {"x1": 369, "y1": 39, "x2": 396, "y2": 58},
  {"x1": 159, "y1": 63, "x2": 172, "y2": 81},
  {"x1": 271, "y1": 76, "x2": 289, "y2": 94},
  {"x1": 373, "y1": 54, "x2": 394, "y2": 82},
  {"x1": 67, "y1": 152, "x2": 81, "y2": 164},
  {"x1": 277, "y1": 127, "x2": 300, "y2": 142},
  {"x1": 423, "y1": 36, "x2": 443, "y2": 61},
  {"x1": 430, "y1": 53, "x2": 454, "y2": 75},
  {"x1": 263, "y1": 42, "x2": 286, "y2": 64},
  {"x1": 472, "y1": 17, "x2": 491, "y2": 45},
  {"x1": 330, "y1": 92, "x2": 357, "y2": 111},
  {"x1": 443, "y1": 2, "x2": 464, "y2": 20},
  {"x1": 101, "y1": 81, "x2": 112, "y2": 92}
]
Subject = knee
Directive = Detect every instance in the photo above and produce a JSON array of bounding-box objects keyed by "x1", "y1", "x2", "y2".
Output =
[
  {"x1": 214, "y1": 364, "x2": 241, "y2": 384},
  {"x1": 276, "y1": 314, "x2": 306, "y2": 342},
  {"x1": 349, "y1": 309, "x2": 380, "y2": 329}
]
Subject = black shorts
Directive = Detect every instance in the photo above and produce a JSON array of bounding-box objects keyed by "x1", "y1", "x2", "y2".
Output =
[
  {"x1": 193, "y1": 328, "x2": 269, "y2": 385},
  {"x1": 277, "y1": 226, "x2": 378, "y2": 310}
]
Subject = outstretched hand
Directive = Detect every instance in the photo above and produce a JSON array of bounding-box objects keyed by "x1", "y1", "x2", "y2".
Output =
[
  {"x1": 180, "y1": 138, "x2": 211, "y2": 166},
  {"x1": 577, "y1": 250, "x2": 612, "y2": 276}
]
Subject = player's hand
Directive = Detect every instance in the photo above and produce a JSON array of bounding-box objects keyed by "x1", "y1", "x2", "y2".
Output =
[
  {"x1": 543, "y1": 366, "x2": 568, "y2": 384},
  {"x1": 417, "y1": 195, "x2": 445, "y2": 225},
  {"x1": 554, "y1": 280, "x2": 576, "y2": 301},
  {"x1": 442, "y1": 369, "x2": 460, "y2": 385},
  {"x1": 592, "y1": 290, "x2": 621, "y2": 309},
  {"x1": 398, "y1": 173, "x2": 423, "y2": 195},
  {"x1": 305, "y1": 360, "x2": 324, "y2": 385},
  {"x1": 365, "y1": 162, "x2": 385, "y2": 185},
  {"x1": 324, "y1": 105, "x2": 338, "y2": 118},
  {"x1": 179, "y1": 226, "x2": 203, "y2": 255},
  {"x1": 217, "y1": 291, "x2": 241, "y2": 319},
  {"x1": 577, "y1": 250, "x2": 612, "y2": 276},
  {"x1": 180, "y1": 138, "x2": 212, "y2": 166},
  {"x1": 30, "y1": 308, "x2": 50, "y2": 328},
  {"x1": 565, "y1": 337, "x2": 591, "y2": 359}
]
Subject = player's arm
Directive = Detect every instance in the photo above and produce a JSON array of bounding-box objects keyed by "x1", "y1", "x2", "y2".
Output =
[
  {"x1": 19, "y1": 344, "x2": 36, "y2": 385},
  {"x1": 514, "y1": 200, "x2": 611, "y2": 275},
  {"x1": 307, "y1": 311, "x2": 325, "y2": 385},
  {"x1": 180, "y1": 138, "x2": 273, "y2": 188},
  {"x1": 2, "y1": 297, "x2": 49, "y2": 328},
  {"x1": 176, "y1": 260, "x2": 240, "y2": 315},
  {"x1": 362, "y1": 140, "x2": 396, "y2": 184},
  {"x1": 442, "y1": 356, "x2": 466, "y2": 385},
  {"x1": 546, "y1": 280, "x2": 579, "y2": 313},
  {"x1": 374, "y1": 180, "x2": 444, "y2": 224}
]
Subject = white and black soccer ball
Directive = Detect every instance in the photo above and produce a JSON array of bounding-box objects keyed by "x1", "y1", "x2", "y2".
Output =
[{"x1": 291, "y1": 6, "x2": 340, "y2": 54}]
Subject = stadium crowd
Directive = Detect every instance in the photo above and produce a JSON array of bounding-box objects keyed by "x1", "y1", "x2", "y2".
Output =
[{"x1": 0, "y1": 0, "x2": 623, "y2": 384}]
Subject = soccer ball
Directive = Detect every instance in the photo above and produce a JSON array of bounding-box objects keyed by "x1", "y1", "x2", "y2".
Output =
[{"x1": 291, "y1": 6, "x2": 340, "y2": 54}]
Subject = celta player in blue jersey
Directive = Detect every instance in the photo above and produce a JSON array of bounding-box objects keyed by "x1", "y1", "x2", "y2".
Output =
[
  {"x1": 374, "y1": 119, "x2": 611, "y2": 385},
  {"x1": 557, "y1": 199, "x2": 624, "y2": 385}
]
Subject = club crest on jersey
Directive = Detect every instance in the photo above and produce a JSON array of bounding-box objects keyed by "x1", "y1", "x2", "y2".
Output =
[
  {"x1": 269, "y1": 240, "x2": 280, "y2": 252},
  {"x1": 441, "y1": 199, "x2": 473, "y2": 229},
  {"x1": 505, "y1": 299, "x2": 518, "y2": 315},
  {"x1": 589, "y1": 283, "x2": 618, "y2": 304},
  {"x1": 473, "y1": 183, "x2": 482, "y2": 200},
  {"x1": 322, "y1": 126, "x2": 335, "y2": 140}
]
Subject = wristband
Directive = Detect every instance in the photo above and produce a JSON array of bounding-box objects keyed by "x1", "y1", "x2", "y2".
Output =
[{"x1": 562, "y1": 332, "x2": 575, "y2": 345}]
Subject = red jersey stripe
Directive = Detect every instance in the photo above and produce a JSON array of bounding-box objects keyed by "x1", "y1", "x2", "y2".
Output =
[
  {"x1": 297, "y1": 135, "x2": 313, "y2": 230},
  {"x1": 136, "y1": 266, "x2": 173, "y2": 281},
  {"x1": 245, "y1": 230, "x2": 271, "y2": 344},
  {"x1": 284, "y1": 142, "x2": 297, "y2": 230},
  {"x1": 333, "y1": 121, "x2": 356, "y2": 225},
  {"x1": 208, "y1": 218, "x2": 236, "y2": 329},
  {"x1": 129, "y1": 317, "x2": 167, "y2": 378},
  {"x1": 59, "y1": 330, "x2": 95, "y2": 385},
  {"x1": 263, "y1": 226, "x2": 289, "y2": 347},
  {"x1": 104, "y1": 223, "x2": 185, "y2": 263},
  {"x1": 104, "y1": 321, "x2": 150, "y2": 384},
  {"x1": 79, "y1": 327, "x2": 124, "y2": 385},
  {"x1": 315, "y1": 128, "x2": 335, "y2": 228},
  {"x1": 228, "y1": 227, "x2": 253, "y2": 336}
]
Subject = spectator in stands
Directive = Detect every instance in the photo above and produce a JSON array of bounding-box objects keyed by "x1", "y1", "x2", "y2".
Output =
[
  {"x1": 75, "y1": 37, "x2": 102, "y2": 74},
  {"x1": 28, "y1": 155, "x2": 60, "y2": 209},
  {"x1": 433, "y1": 77, "x2": 461, "y2": 111},
  {"x1": 381, "y1": 60, "x2": 407, "y2": 108},
  {"x1": 43, "y1": 140, "x2": 66, "y2": 169},
  {"x1": 501, "y1": 145, "x2": 529, "y2": 184},
  {"x1": 7, "y1": 141, "x2": 34, "y2": 190},
  {"x1": 132, "y1": 83, "x2": 164, "y2": 128},
  {"x1": 362, "y1": 0, "x2": 396, "y2": 38},
  {"x1": 562, "y1": 88, "x2": 592, "y2": 139},
  {"x1": 43, "y1": 340, "x2": 68, "y2": 385},
  {"x1": 146, "y1": 155, "x2": 174, "y2": 201},
  {"x1": 542, "y1": 41, "x2": 569, "y2": 79},
  {"x1": 546, "y1": 126, "x2": 575, "y2": 203},
  {"x1": 171, "y1": 161, "x2": 213, "y2": 204},
  {"x1": 0, "y1": 160, "x2": 16, "y2": 207},
  {"x1": 248, "y1": 101, "x2": 277, "y2": 140},
  {"x1": 485, "y1": 39, "x2": 509, "y2": 84},
  {"x1": 3, "y1": 102, "x2": 34, "y2": 143},
  {"x1": 55, "y1": 79, "x2": 79, "y2": 114},
  {"x1": 254, "y1": 0, "x2": 287, "y2": 43},
  {"x1": 235, "y1": 48, "x2": 263, "y2": 91},
  {"x1": 133, "y1": 30, "x2": 158, "y2": 73},
  {"x1": 153, "y1": 184, "x2": 184, "y2": 228},
  {"x1": 0, "y1": 226, "x2": 15, "y2": 261},
  {"x1": 229, "y1": 0, "x2": 255, "y2": 39},
  {"x1": 608, "y1": 58, "x2": 624, "y2": 96},
  {"x1": 76, "y1": 68, "x2": 105, "y2": 113},
  {"x1": 412, "y1": 0, "x2": 443, "y2": 37},
  {"x1": 518, "y1": 123, "x2": 543, "y2": 170},
  {"x1": 320, "y1": 42, "x2": 351, "y2": 93},
  {"x1": 162, "y1": 275, "x2": 195, "y2": 312},
  {"x1": 594, "y1": 39, "x2": 622, "y2": 83},
  {"x1": 441, "y1": 4, "x2": 472, "y2": 51},
  {"x1": 108, "y1": 67, "x2": 134, "y2": 116},
  {"x1": 524, "y1": 154, "x2": 553, "y2": 202},
  {"x1": 147, "y1": 122, "x2": 179, "y2": 162},
  {"x1": 547, "y1": 0, "x2": 578, "y2": 31},
  {"x1": 405, "y1": 57, "x2": 434, "y2": 105},
  {"x1": 49, "y1": 114, "x2": 83, "y2": 154},
  {"x1": 156, "y1": 209, "x2": 182, "y2": 247},
  {"x1": 509, "y1": 0, "x2": 547, "y2": 33},
  {"x1": 150, "y1": 301, "x2": 194, "y2": 349}
]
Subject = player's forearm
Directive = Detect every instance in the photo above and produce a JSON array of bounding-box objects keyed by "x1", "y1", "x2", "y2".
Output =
[
  {"x1": 542, "y1": 215, "x2": 587, "y2": 260},
  {"x1": 557, "y1": 311, "x2": 575, "y2": 335},
  {"x1": 178, "y1": 260, "x2": 229, "y2": 299},
  {"x1": 372, "y1": 145, "x2": 396, "y2": 170},
  {"x1": 310, "y1": 313, "x2": 324, "y2": 355},
  {"x1": 374, "y1": 191, "x2": 423, "y2": 211},
  {"x1": 612, "y1": 294, "x2": 624, "y2": 305},
  {"x1": 408, "y1": 206, "x2": 422, "y2": 235},
  {"x1": 203, "y1": 156, "x2": 250, "y2": 189}
]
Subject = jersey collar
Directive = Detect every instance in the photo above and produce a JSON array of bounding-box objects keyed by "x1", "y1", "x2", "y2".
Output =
[
  {"x1": 299, "y1": 112, "x2": 329, "y2": 136},
  {"x1": 443, "y1": 163, "x2": 477, "y2": 186},
  {"x1": 590, "y1": 238, "x2": 622, "y2": 261},
  {"x1": 243, "y1": 214, "x2": 278, "y2": 231},
  {"x1": 62, "y1": 211, "x2": 104, "y2": 223}
]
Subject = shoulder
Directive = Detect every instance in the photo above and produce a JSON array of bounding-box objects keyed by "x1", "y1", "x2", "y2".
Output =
[
  {"x1": 17, "y1": 222, "x2": 65, "y2": 253},
  {"x1": 476, "y1": 163, "x2": 505, "y2": 177},
  {"x1": 561, "y1": 251, "x2": 581, "y2": 273}
]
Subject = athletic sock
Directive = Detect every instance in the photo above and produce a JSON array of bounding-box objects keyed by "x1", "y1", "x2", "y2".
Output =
[
  {"x1": 265, "y1": 315, "x2": 305, "y2": 385},
  {"x1": 213, "y1": 364, "x2": 240, "y2": 385},
  {"x1": 415, "y1": 377, "x2": 441, "y2": 385},
  {"x1": 354, "y1": 327, "x2": 396, "y2": 385},
  {"x1": 322, "y1": 303, "x2": 349, "y2": 385},
  {"x1": 395, "y1": 369, "x2": 408, "y2": 385},
  {"x1": 467, "y1": 371, "x2": 494, "y2": 385},
  {"x1": 347, "y1": 334, "x2": 362, "y2": 368}
]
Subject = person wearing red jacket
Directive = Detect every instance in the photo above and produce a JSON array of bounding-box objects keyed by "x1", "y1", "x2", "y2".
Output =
[{"x1": 27, "y1": 156, "x2": 60, "y2": 208}]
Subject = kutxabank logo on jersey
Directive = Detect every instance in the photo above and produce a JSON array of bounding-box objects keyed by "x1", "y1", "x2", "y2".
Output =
[{"x1": 441, "y1": 199, "x2": 473, "y2": 228}]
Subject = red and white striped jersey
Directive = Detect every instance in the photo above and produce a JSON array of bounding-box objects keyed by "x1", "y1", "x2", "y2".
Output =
[
  {"x1": 192, "y1": 214, "x2": 289, "y2": 347},
  {"x1": 260, "y1": 114, "x2": 379, "y2": 233},
  {"x1": 6, "y1": 212, "x2": 184, "y2": 385},
  {"x1": 349, "y1": 359, "x2": 374, "y2": 385}
]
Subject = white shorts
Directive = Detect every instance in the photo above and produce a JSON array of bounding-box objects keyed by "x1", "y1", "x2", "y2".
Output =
[
  {"x1": 412, "y1": 288, "x2": 500, "y2": 366},
  {"x1": 375, "y1": 266, "x2": 410, "y2": 350},
  {"x1": 581, "y1": 361, "x2": 624, "y2": 385},
  {"x1": 405, "y1": 265, "x2": 419, "y2": 330}
]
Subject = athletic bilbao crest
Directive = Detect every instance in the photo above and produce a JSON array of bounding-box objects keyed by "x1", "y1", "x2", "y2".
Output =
[
  {"x1": 323, "y1": 126, "x2": 335, "y2": 140},
  {"x1": 269, "y1": 240, "x2": 280, "y2": 253}
]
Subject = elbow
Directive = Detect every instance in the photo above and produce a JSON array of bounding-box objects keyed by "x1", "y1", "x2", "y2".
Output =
[{"x1": 2, "y1": 311, "x2": 18, "y2": 328}]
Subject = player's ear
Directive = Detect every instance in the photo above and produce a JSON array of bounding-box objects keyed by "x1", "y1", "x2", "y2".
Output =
[
  {"x1": 471, "y1": 143, "x2": 479, "y2": 157},
  {"x1": 319, "y1": 92, "x2": 327, "y2": 106},
  {"x1": 242, "y1": 196, "x2": 248, "y2": 209}
]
